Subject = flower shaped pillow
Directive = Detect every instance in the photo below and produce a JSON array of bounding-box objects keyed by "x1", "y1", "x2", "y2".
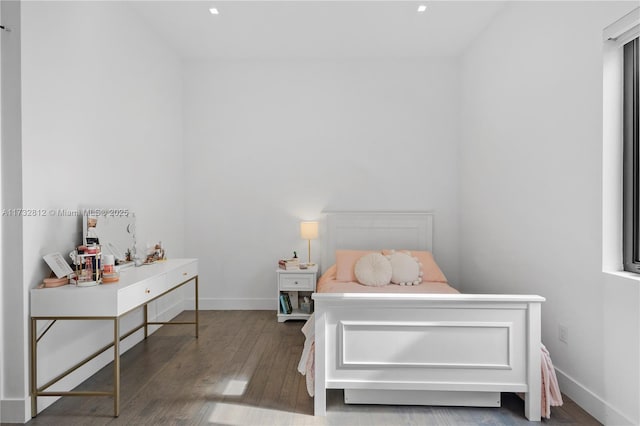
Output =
[
  {"x1": 354, "y1": 253, "x2": 392, "y2": 286},
  {"x1": 386, "y1": 250, "x2": 423, "y2": 285}
]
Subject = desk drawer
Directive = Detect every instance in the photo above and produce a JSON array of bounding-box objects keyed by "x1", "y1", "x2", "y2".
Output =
[
  {"x1": 279, "y1": 274, "x2": 314, "y2": 291},
  {"x1": 167, "y1": 262, "x2": 198, "y2": 287},
  {"x1": 118, "y1": 275, "x2": 170, "y2": 314}
]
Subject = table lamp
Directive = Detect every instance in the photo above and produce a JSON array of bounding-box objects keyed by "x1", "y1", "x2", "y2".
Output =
[{"x1": 300, "y1": 221, "x2": 319, "y2": 266}]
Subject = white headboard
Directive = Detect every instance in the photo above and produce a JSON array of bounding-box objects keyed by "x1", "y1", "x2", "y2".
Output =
[{"x1": 321, "y1": 211, "x2": 433, "y2": 271}]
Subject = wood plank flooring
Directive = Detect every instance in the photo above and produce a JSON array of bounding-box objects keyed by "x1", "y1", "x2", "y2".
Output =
[{"x1": 26, "y1": 310, "x2": 601, "y2": 426}]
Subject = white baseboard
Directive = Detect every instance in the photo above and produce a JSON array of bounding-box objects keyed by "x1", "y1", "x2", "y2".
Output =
[
  {"x1": 555, "y1": 366, "x2": 636, "y2": 425},
  {"x1": 0, "y1": 397, "x2": 30, "y2": 424},
  {"x1": 185, "y1": 297, "x2": 273, "y2": 310}
]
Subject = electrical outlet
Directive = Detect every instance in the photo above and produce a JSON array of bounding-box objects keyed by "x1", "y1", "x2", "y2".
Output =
[{"x1": 558, "y1": 325, "x2": 568, "y2": 344}]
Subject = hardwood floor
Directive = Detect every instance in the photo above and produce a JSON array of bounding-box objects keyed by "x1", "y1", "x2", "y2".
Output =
[{"x1": 27, "y1": 310, "x2": 601, "y2": 426}]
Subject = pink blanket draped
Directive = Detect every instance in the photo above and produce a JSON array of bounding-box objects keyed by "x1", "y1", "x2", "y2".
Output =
[{"x1": 540, "y1": 343, "x2": 564, "y2": 418}]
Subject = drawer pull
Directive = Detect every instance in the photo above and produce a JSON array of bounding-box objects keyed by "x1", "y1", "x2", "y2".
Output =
[
  {"x1": 145, "y1": 289, "x2": 151, "y2": 294},
  {"x1": 294, "y1": 281, "x2": 298, "y2": 285}
]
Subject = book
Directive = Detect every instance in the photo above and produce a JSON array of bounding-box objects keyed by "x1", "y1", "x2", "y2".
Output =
[
  {"x1": 280, "y1": 294, "x2": 292, "y2": 314},
  {"x1": 279, "y1": 264, "x2": 300, "y2": 270},
  {"x1": 279, "y1": 295, "x2": 289, "y2": 314},
  {"x1": 283, "y1": 293, "x2": 293, "y2": 314},
  {"x1": 278, "y1": 258, "x2": 300, "y2": 270},
  {"x1": 43, "y1": 252, "x2": 74, "y2": 278}
]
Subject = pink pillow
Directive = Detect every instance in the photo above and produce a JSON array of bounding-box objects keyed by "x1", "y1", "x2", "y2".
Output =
[
  {"x1": 318, "y1": 264, "x2": 337, "y2": 287},
  {"x1": 335, "y1": 250, "x2": 379, "y2": 282},
  {"x1": 381, "y1": 250, "x2": 447, "y2": 283}
]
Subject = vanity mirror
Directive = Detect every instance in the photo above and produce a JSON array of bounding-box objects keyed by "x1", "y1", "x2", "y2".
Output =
[{"x1": 82, "y1": 211, "x2": 136, "y2": 263}]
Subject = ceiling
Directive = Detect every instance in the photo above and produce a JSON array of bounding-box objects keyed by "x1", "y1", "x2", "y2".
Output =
[{"x1": 129, "y1": 1, "x2": 508, "y2": 59}]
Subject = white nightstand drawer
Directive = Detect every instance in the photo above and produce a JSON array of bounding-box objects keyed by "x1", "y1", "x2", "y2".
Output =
[{"x1": 279, "y1": 274, "x2": 315, "y2": 291}]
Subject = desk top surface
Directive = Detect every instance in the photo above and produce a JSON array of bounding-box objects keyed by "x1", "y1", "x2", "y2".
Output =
[{"x1": 31, "y1": 258, "x2": 198, "y2": 317}]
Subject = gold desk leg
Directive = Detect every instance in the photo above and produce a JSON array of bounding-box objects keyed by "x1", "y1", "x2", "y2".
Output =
[
  {"x1": 195, "y1": 276, "x2": 199, "y2": 339},
  {"x1": 144, "y1": 304, "x2": 148, "y2": 339},
  {"x1": 113, "y1": 318, "x2": 120, "y2": 417},
  {"x1": 30, "y1": 318, "x2": 37, "y2": 418}
]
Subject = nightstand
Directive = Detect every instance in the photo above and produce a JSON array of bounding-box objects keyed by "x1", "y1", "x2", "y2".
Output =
[{"x1": 277, "y1": 265, "x2": 318, "y2": 322}]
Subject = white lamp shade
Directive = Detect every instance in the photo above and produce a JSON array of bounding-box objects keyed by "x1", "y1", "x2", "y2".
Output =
[{"x1": 300, "y1": 221, "x2": 319, "y2": 240}]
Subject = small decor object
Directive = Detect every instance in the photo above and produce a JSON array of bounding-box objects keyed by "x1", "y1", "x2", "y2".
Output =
[
  {"x1": 86, "y1": 216, "x2": 99, "y2": 245},
  {"x1": 103, "y1": 254, "x2": 115, "y2": 273},
  {"x1": 101, "y1": 272, "x2": 120, "y2": 283},
  {"x1": 101, "y1": 254, "x2": 119, "y2": 283},
  {"x1": 354, "y1": 252, "x2": 392, "y2": 286},
  {"x1": 71, "y1": 244, "x2": 102, "y2": 287},
  {"x1": 300, "y1": 296, "x2": 313, "y2": 314},
  {"x1": 143, "y1": 241, "x2": 166, "y2": 264},
  {"x1": 155, "y1": 241, "x2": 166, "y2": 260},
  {"x1": 300, "y1": 221, "x2": 319, "y2": 265},
  {"x1": 40, "y1": 276, "x2": 69, "y2": 288}
]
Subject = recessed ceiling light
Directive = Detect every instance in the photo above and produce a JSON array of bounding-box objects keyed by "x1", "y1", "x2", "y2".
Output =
[
  {"x1": 209, "y1": 7, "x2": 219, "y2": 15},
  {"x1": 417, "y1": 5, "x2": 427, "y2": 13}
]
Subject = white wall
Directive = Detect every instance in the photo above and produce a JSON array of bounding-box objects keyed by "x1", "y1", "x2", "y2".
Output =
[
  {"x1": 459, "y1": 2, "x2": 639, "y2": 424},
  {"x1": 183, "y1": 59, "x2": 460, "y2": 309},
  {"x1": 1, "y1": 1, "x2": 185, "y2": 420},
  {"x1": 1, "y1": 0, "x2": 24, "y2": 422}
]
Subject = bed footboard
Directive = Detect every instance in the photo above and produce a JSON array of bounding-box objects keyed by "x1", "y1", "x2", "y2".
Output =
[{"x1": 312, "y1": 293, "x2": 544, "y2": 421}]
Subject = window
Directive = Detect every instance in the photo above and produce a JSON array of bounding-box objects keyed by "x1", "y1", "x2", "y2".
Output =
[{"x1": 623, "y1": 36, "x2": 640, "y2": 273}]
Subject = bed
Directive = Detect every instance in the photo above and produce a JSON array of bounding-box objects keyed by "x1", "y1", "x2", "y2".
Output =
[{"x1": 306, "y1": 211, "x2": 545, "y2": 421}]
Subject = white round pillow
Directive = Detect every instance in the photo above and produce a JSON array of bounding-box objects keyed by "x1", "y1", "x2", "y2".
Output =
[
  {"x1": 354, "y1": 253, "x2": 392, "y2": 286},
  {"x1": 387, "y1": 251, "x2": 422, "y2": 285}
]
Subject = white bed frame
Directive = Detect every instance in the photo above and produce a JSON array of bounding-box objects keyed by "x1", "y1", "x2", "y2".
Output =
[{"x1": 312, "y1": 211, "x2": 544, "y2": 421}]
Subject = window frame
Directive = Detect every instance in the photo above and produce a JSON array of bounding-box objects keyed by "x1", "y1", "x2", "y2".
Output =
[{"x1": 623, "y1": 36, "x2": 640, "y2": 273}]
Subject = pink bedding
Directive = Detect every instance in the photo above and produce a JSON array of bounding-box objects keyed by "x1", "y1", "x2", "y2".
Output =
[{"x1": 317, "y1": 264, "x2": 459, "y2": 294}]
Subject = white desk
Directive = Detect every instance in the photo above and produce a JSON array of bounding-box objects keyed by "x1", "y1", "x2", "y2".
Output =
[{"x1": 30, "y1": 258, "x2": 199, "y2": 418}]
